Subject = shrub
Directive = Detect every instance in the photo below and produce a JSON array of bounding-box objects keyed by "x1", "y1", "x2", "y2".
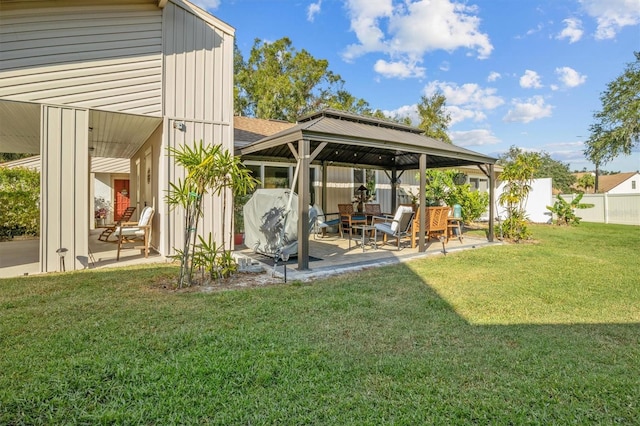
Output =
[{"x1": 0, "y1": 167, "x2": 40, "y2": 239}]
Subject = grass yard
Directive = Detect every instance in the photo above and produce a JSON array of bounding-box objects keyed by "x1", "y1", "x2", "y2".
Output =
[{"x1": 1, "y1": 222, "x2": 638, "y2": 424}]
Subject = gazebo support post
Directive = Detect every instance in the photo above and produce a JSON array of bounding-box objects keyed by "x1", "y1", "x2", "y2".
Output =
[
  {"x1": 488, "y1": 163, "x2": 495, "y2": 242},
  {"x1": 418, "y1": 154, "x2": 427, "y2": 252},
  {"x1": 321, "y1": 161, "x2": 328, "y2": 212},
  {"x1": 297, "y1": 139, "x2": 311, "y2": 270},
  {"x1": 390, "y1": 168, "x2": 397, "y2": 213}
]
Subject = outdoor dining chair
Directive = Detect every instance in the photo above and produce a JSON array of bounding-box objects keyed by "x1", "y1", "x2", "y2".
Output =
[
  {"x1": 338, "y1": 203, "x2": 367, "y2": 240},
  {"x1": 312, "y1": 204, "x2": 342, "y2": 238}
]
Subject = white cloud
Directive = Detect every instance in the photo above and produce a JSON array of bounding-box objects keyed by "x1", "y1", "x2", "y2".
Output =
[
  {"x1": 542, "y1": 141, "x2": 587, "y2": 163},
  {"x1": 190, "y1": 0, "x2": 220, "y2": 11},
  {"x1": 374, "y1": 59, "x2": 425, "y2": 78},
  {"x1": 487, "y1": 71, "x2": 501, "y2": 82},
  {"x1": 383, "y1": 104, "x2": 420, "y2": 124},
  {"x1": 519, "y1": 70, "x2": 543, "y2": 89},
  {"x1": 343, "y1": 0, "x2": 493, "y2": 77},
  {"x1": 439, "y1": 61, "x2": 450, "y2": 71},
  {"x1": 503, "y1": 96, "x2": 553, "y2": 123},
  {"x1": 557, "y1": 18, "x2": 584, "y2": 43},
  {"x1": 307, "y1": 1, "x2": 322, "y2": 22},
  {"x1": 423, "y1": 80, "x2": 504, "y2": 125},
  {"x1": 450, "y1": 129, "x2": 501, "y2": 147},
  {"x1": 424, "y1": 81, "x2": 504, "y2": 110},
  {"x1": 580, "y1": 0, "x2": 640, "y2": 40},
  {"x1": 447, "y1": 106, "x2": 486, "y2": 125},
  {"x1": 555, "y1": 66, "x2": 587, "y2": 88}
]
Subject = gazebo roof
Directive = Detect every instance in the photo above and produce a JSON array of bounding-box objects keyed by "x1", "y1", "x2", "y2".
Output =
[{"x1": 240, "y1": 109, "x2": 496, "y2": 170}]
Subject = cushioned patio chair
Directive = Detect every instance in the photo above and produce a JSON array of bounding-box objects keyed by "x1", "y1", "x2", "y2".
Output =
[
  {"x1": 312, "y1": 204, "x2": 342, "y2": 238},
  {"x1": 372, "y1": 205, "x2": 414, "y2": 250},
  {"x1": 115, "y1": 206, "x2": 154, "y2": 261},
  {"x1": 97, "y1": 206, "x2": 136, "y2": 242}
]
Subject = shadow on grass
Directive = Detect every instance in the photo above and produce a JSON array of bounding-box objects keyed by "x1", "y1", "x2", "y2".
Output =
[{"x1": 0, "y1": 261, "x2": 638, "y2": 424}]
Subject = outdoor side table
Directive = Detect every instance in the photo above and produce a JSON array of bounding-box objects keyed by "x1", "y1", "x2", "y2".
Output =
[
  {"x1": 351, "y1": 224, "x2": 377, "y2": 252},
  {"x1": 447, "y1": 217, "x2": 463, "y2": 243}
]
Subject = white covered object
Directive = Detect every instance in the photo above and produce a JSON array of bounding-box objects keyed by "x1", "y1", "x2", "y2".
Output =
[{"x1": 243, "y1": 188, "x2": 316, "y2": 258}]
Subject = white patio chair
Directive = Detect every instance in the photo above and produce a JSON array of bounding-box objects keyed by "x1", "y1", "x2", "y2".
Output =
[
  {"x1": 372, "y1": 205, "x2": 414, "y2": 250},
  {"x1": 115, "y1": 206, "x2": 154, "y2": 261}
]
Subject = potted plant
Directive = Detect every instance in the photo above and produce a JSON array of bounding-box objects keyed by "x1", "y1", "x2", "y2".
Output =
[
  {"x1": 94, "y1": 197, "x2": 111, "y2": 227},
  {"x1": 233, "y1": 193, "x2": 251, "y2": 246}
]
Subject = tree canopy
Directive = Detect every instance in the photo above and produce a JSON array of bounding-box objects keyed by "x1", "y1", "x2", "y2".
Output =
[
  {"x1": 584, "y1": 52, "x2": 640, "y2": 166},
  {"x1": 234, "y1": 37, "x2": 377, "y2": 121},
  {"x1": 416, "y1": 93, "x2": 452, "y2": 143}
]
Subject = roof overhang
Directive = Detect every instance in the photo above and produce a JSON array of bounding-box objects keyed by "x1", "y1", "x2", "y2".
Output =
[
  {"x1": 0, "y1": 99, "x2": 162, "y2": 158},
  {"x1": 240, "y1": 109, "x2": 496, "y2": 170}
]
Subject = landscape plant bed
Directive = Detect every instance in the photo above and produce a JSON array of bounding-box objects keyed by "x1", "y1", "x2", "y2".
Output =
[{"x1": 1, "y1": 223, "x2": 638, "y2": 423}]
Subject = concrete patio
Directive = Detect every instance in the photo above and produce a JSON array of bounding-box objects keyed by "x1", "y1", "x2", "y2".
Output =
[{"x1": 1, "y1": 228, "x2": 499, "y2": 281}]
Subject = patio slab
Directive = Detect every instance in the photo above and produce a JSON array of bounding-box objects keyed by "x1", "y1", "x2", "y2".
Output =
[{"x1": 1, "y1": 229, "x2": 500, "y2": 281}]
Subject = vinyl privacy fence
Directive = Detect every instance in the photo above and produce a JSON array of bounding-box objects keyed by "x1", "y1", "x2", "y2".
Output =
[{"x1": 560, "y1": 193, "x2": 640, "y2": 226}]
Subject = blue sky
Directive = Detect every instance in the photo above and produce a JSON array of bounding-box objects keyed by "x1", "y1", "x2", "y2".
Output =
[{"x1": 195, "y1": 0, "x2": 639, "y2": 172}]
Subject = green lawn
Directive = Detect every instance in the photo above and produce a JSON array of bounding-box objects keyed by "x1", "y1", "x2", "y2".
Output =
[{"x1": 1, "y1": 223, "x2": 639, "y2": 424}]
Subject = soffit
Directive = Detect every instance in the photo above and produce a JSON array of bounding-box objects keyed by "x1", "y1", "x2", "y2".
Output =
[{"x1": 0, "y1": 99, "x2": 161, "y2": 158}]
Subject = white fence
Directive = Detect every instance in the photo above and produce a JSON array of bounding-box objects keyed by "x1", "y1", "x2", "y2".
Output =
[{"x1": 560, "y1": 194, "x2": 640, "y2": 226}]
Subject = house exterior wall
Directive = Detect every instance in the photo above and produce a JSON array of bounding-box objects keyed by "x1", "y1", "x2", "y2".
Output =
[
  {"x1": 40, "y1": 105, "x2": 89, "y2": 272},
  {"x1": 164, "y1": 118, "x2": 231, "y2": 255},
  {"x1": 608, "y1": 174, "x2": 640, "y2": 194},
  {"x1": 162, "y1": 1, "x2": 234, "y2": 124},
  {"x1": 0, "y1": 1, "x2": 164, "y2": 116},
  {"x1": 130, "y1": 123, "x2": 163, "y2": 253}
]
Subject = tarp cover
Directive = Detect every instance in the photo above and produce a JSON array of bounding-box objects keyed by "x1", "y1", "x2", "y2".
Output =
[{"x1": 243, "y1": 188, "x2": 311, "y2": 258}]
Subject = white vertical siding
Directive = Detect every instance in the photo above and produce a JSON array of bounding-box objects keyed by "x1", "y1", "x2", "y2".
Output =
[
  {"x1": 40, "y1": 105, "x2": 89, "y2": 272},
  {"x1": 164, "y1": 119, "x2": 231, "y2": 256},
  {"x1": 0, "y1": 3, "x2": 163, "y2": 115},
  {"x1": 162, "y1": 1, "x2": 233, "y2": 124}
]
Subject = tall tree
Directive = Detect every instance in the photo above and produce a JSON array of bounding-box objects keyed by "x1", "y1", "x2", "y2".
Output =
[
  {"x1": 235, "y1": 37, "x2": 343, "y2": 121},
  {"x1": 584, "y1": 52, "x2": 640, "y2": 166},
  {"x1": 416, "y1": 92, "x2": 452, "y2": 143},
  {"x1": 233, "y1": 41, "x2": 249, "y2": 117}
]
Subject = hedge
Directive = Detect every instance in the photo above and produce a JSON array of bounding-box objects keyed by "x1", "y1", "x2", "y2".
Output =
[{"x1": 0, "y1": 167, "x2": 40, "y2": 239}]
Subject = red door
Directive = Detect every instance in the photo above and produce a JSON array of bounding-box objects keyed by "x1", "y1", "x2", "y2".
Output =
[{"x1": 114, "y1": 179, "x2": 131, "y2": 221}]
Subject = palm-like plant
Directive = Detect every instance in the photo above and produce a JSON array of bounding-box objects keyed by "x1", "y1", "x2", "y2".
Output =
[
  {"x1": 546, "y1": 193, "x2": 594, "y2": 226},
  {"x1": 166, "y1": 141, "x2": 257, "y2": 287}
]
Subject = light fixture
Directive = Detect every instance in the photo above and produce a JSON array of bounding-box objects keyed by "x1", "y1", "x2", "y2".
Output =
[
  {"x1": 173, "y1": 121, "x2": 186, "y2": 131},
  {"x1": 56, "y1": 248, "x2": 68, "y2": 272}
]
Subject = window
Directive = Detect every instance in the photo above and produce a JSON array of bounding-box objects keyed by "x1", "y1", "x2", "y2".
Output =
[
  {"x1": 264, "y1": 166, "x2": 290, "y2": 189},
  {"x1": 354, "y1": 168, "x2": 377, "y2": 201},
  {"x1": 469, "y1": 177, "x2": 488, "y2": 192},
  {"x1": 632, "y1": 180, "x2": 637, "y2": 190}
]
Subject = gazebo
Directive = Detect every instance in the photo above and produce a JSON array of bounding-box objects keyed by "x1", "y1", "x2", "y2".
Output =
[{"x1": 240, "y1": 109, "x2": 498, "y2": 270}]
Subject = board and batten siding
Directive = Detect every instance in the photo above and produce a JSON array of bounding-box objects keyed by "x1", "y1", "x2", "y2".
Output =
[
  {"x1": 162, "y1": 1, "x2": 233, "y2": 125},
  {"x1": 0, "y1": 3, "x2": 163, "y2": 116}
]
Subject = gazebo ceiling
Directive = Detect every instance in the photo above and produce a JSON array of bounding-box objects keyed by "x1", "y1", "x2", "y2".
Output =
[{"x1": 240, "y1": 109, "x2": 497, "y2": 170}]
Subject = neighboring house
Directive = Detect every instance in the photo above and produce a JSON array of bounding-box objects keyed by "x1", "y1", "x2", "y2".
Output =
[
  {"x1": 597, "y1": 172, "x2": 640, "y2": 194},
  {"x1": 1, "y1": 155, "x2": 131, "y2": 227},
  {"x1": 573, "y1": 172, "x2": 640, "y2": 194},
  {"x1": 0, "y1": 0, "x2": 235, "y2": 272}
]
